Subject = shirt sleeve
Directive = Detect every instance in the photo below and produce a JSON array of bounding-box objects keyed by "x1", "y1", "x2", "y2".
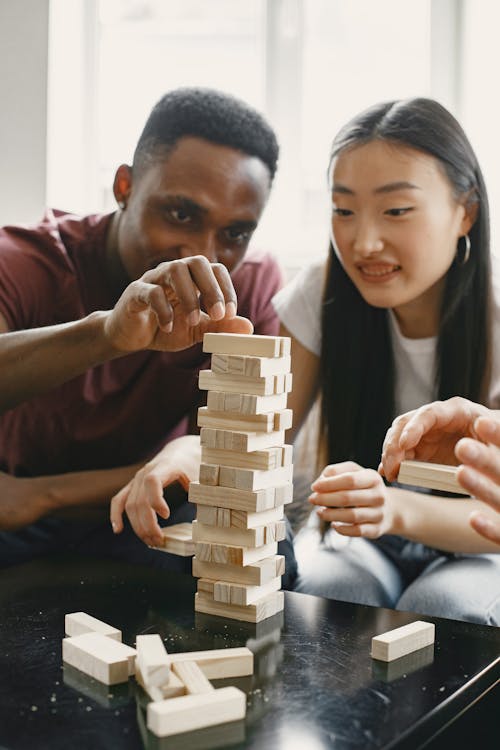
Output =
[{"x1": 272, "y1": 259, "x2": 326, "y2": 355}]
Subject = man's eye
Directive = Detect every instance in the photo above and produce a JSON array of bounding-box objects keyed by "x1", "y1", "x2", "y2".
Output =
[
  {"x1": 168, "y1": 208, "x2": 192, "y2": 223},
  {"x1": 226, "y1": 228, "x2": 251, "y2": 243},
  {"x1": 385, "y1": 207, "x2": 413, "y2": 217}
]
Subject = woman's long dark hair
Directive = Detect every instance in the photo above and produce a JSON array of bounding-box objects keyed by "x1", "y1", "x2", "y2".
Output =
[{"x1": 320, "y1": 98, "x2": 492, "y2": 470}]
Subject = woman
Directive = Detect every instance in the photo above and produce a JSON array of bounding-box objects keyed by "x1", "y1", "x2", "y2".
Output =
[{"x1": 274, "y1": 98, "x2": 500, "y2": 624}]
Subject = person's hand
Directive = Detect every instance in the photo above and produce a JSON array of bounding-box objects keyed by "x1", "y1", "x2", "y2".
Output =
[
  {"x1": 456, "y1": 415, "x2": 500, "y2": 545},
  {"x1": 380, "y1": 397, "x2": 489, "y2": 482},
  {"x1": 0, "y1": 472, "x2": 52, "y2": 530},
  {"x1": 308, "y1": 461, "x2": 396, "y2": 539},
  {"x1": 109, "y1": 435, "x2": 200, "y2": 546},
  {"x1": 103, "y1": 256, "x2": 253, "y2": 354}
]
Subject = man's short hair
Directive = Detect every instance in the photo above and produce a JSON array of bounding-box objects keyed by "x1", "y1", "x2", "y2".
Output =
[{"x1": 132, "y1": 87, "x2": 279, "y2": 181}]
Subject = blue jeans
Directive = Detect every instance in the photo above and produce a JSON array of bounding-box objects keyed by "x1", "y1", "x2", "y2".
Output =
[{"x1": 293, "y1": 516, "x2": 500, "y2": 625}]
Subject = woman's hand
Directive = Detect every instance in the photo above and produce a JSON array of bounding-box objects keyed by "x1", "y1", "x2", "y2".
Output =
[{"x1": 308, "y1": 461, "x2": 397, "y2": 539}]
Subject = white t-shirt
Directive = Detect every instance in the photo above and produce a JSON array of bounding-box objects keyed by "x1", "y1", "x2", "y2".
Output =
[{"x1": 272, "y1": 257, "x2": 500, "y2": 413}]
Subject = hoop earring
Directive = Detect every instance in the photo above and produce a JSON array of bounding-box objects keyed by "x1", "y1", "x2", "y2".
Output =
[
  {"x1": 459, "y1": 234, "x2": 471, "y2": 265},
  {"x1": 117, "y1": 200, "x2": 126, "y2": 210}
]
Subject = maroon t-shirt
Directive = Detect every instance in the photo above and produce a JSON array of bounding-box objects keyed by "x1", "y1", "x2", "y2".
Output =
[{"x1": 0, "y1": 210, "x2": 283, "y2": 477}]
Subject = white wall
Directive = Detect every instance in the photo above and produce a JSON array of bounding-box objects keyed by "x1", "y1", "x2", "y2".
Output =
[{"x1": 0, "y1": 0, "x2": 49, "y2": 225}]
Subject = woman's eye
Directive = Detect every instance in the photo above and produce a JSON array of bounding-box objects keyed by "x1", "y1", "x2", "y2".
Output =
[{"x1": 386, "y1": 207, "x2": 413, "y2": 217}]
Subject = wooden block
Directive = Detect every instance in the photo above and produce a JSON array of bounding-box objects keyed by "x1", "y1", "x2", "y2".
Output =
[
  {"x1": 168, "y1": 647, "x2": 253, "y2": 679},
  {"x1": 274, "y1": 409, "x2": 293, "y2": 431},
  {"x1": 62, "y1": 632, "x2": 136, "y2": 685},
  {"x1": 371, "y1": 620, "x2": 435, "y2": 662},
  {"x1": 203, "y1": 332, "x2": 289, "y2": 358},
  {"x1": 196, "y1": 504, "x2": 284, "y2": 530},
  {"x1": 64, "y1": 612, "x2": 121, "y2": 641},
  {"x1": 199, "y1": 369, "x2": 292, "y2": 396},
  {"x1": 136, "y1": 662, "x2": 185, "y2": 701},
  {"x1": 198, "y1": 407, "x2": 274, "y2": 433},
  {"x1": 192, "y1": 555, "x2": 284, "y2": 586},
  {"x1": 275, "y1": 483, "x2": 293, "y2": 505},
  {"x1": 206, "y1": 390, "x2": 288, "y2": 415},
  {"x1": 398, "y1": 460, "x2": 469, "y2": 495},
  {"x1": 154, "y1": 523, "x2": 194, "y2": 556},
  {"x1": 200, "y1": 575, "x2": 282, "y2": 606},
  {"x1": 218, "y1": 464, "x2": 293, "y2": 491},
  {"x1": 194, "y1": 540, "x2": 278, "y2": 566},
  {"x1": 192, "y1": 519, "x2": 286, "y2": 547},
  {"x1": 171, "y1": 660, "x2": 214, "y2": 695},
  {"x1": 136, "y1": 634, "x2": 170, "y2": 688},
  {"x1": 200, "y1": 427, "x2": 285, "y2": 453},
  {"x1": 147, "y1": 685, "x2": 246, "y2": 737},
  {"x1": 195, "y1": 589, "x2": 284, "y2": 623},
  {"x1": 201, "y1": 444, "x2": 291, "y2": 471},
  {"x1": 189, "y1": 481, "x2": 275, "y2": 512},
  {"x1": 211, "y1": 353, "x2": 291, "y2": 377},
  {"x1": 199, "y1": 463, "x2": 220, "y2": 486}
]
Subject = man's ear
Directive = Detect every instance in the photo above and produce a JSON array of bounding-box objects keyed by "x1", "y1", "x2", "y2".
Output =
[{"x1": 113, "y1": 164, "x2": 133, "y2": 209}]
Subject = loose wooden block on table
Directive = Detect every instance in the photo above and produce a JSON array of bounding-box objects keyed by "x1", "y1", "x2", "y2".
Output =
[
  {"x1": 397, "y1": 460, "x2": 469, "y2": 495},
  {"x1": 189, "y1": 480, "x2": 292, "y2": 512},
  {"x1": 198, "y1": 575, "x2": 282, "y2": 606},
  {"x1": 136, "y1": 663, "x2": 185, "y2": 701},
  {"x1": 192, "y1": 519, "x2": 286, "y2": 547},
  {"x1": 136, "y1": 634, "x2": 170, "y2": 688},
  {"x1": 199, "y1": 369, "x2": 292, "y2": 397},
  {"x1": 196, "y1": 503, "x2": 284, "y2": 530},
  {"x1": 211, "y1": 352, "x2": 291, "y2": 377},
  {"x1": 154, "y1": 523, "x2": 194, "y2": 556},
  {"x1": 203, "y1": 332, "x2": 290, "y2": 358},
  {"x1": 62, "y1": 632, "x2": 136, "y2": 685},
  {"x1": 194, "y1": 539, "x2": 278, "y2": 566},
  {"x1": 197, "y1": 406, "x2": 293, "y2": 434},
  {"x1": 371, "y1": 620, "x2": 435, "y2": 662},
  {"x1": 195, "y1": 589, "x2": 285, "y2": 623},
  {"x1": 206, "y1": 390, "x2": 288, "y2": 415},
  {"x1": 192, "y1": 554, "x2": 285, "y2": 586},
  {"x1": 201, "y1": 444, "x2": 292, "y2": 471},
  {"x1": 171, "y1": 660, "x2": 214, "y2": 695},
  {"x1": 200, "y1": 426, "x2": 285, "y2": 453},
  {"x1": 147, "y1": 686, "x2": 246, "y2": 738},
  {"x1": 64, "y1": 612, "x2": 121, "y2": 641},
  {"x1": 168, "y1": 646, "x2": 253, "y2": 679}
]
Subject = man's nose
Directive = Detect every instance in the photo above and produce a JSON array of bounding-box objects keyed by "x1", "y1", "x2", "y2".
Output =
[{"x1": 180, "y1": 233, "x2": 218, "y2": 263}]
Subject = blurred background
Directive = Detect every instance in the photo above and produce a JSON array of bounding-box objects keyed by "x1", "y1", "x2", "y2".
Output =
[{"x1": 0, "y1": 0, "x2": 498, "y2": 268}]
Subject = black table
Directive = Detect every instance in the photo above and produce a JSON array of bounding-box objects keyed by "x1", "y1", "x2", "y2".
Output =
[{"x1": 0, "y1": 555, "x2": 498, "y2": 750}]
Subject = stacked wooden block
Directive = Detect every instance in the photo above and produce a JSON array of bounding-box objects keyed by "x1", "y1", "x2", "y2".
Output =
[{"x1": 189, "y1": 333, "x2": 293, "y2": 623}]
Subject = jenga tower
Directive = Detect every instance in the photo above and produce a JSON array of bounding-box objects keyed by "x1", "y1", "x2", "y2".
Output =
[{"x1": 188, "y1": 333, "x2": 293, "y2": 623}]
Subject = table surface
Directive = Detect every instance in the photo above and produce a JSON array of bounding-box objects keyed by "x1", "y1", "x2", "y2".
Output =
[{"x1": 0, "y1": 554, "x2": 498, "y2": 750}]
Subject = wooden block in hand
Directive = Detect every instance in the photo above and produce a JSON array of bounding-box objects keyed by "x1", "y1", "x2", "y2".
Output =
[
  {"x1": 198, "y1": 575, "x2": 282, "y2": 606},
  {"x1": 65, "y1": 612, "x2": 121, "y2": 641},
  {"x1": 196, "y1": 503, "x2": 284, "y2": 530},
  {"x1": 200, "y1": 427, "x2": 285, "y2": 453},
  {"x1": 195, "y1": 589, "x2": 284, "y2": 623},
  {"x1": 136, "y1": 634, "x2": 170, "y2": 688},
  {"x1": 168, "y1": 646, "x2": 253, "y2": 679},
  {"x1": 147, "y1": 686, "x2": 246, "y2": 738},
  {"x1": 194, "y1": 539, "x2": 278, "y2": 566},
  {"x1": 171, "y1": 660, "x2": 214, "y2": 695},
  {"x1": 398, "y1": 460, "x2": 469, "y2": 495},
  {"x1": 192, "y1": 554, "x2": 285, "y2": 586},
  {"x1": 154, "y1": 523, "x2": 195, "y2": 556},
  {"x1": 211, "y1": 353, "x2": 291, "y2": 377},
  {"x1": 201, "y1": 444, "x2": 292, "y2": 471},
  {"x1": 62, "y1": 632, "x2": 136, "y2": 685},
  {"x1": 199, "y1": 369, "x2": 292, "y2": 396},
  {"x1": 371, "y1": 620, "x2": 435, "y2": 662},
  {"x1": 203, "y1": 332, "x2": 290, "y2": 358}
]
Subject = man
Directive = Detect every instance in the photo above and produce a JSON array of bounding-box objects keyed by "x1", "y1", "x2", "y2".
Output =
[
  {"x1": 0, "y1": 88, "x2": 296, "y2": 579},
  {"x1": 381, "y1": 397, "x2": 500, "y2": 545}
]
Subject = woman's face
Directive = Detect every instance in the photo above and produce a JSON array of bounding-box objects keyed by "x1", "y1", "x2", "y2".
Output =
[{"x1": 329, "y1": 139, "x2": 474, "y2": 337}]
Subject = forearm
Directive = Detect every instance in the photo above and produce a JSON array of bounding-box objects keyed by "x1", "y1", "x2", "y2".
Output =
[
  {"x1": 390, "y1": 486, "x2": 500, "y2": 553},
  {"x1": 0, "y1": 312, "x2": 121, "y2": 413}
]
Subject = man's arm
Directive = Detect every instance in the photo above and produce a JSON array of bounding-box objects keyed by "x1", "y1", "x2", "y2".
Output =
[{"x1": 0, "y1": 256, "x2": 252, "y2": 414}]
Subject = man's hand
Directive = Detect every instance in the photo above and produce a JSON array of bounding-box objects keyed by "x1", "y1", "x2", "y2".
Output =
[
  {"x1": 103, "y1": 256, "x2": 253, "y2": 354},
  {"x1": 0, "y1": 473, "x2": 51, "y2": 530},
  {"x1": 456, "y1": 415, "x2": 500, "y2": 545},
  {"x1": 380, "y1": 397, "x2": 489, "y2": 482},
  {"x1": 109, "y1": 435, "x2": 201, "y2": 547}
]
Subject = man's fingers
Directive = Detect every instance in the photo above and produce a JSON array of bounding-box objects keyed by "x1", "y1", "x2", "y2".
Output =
[
  {"x1": 128, "y1": 281, "x2": 174, "y2": 331},
  {"x1": 469, "y1": 511, "x2": 500, "y2": 545}
]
